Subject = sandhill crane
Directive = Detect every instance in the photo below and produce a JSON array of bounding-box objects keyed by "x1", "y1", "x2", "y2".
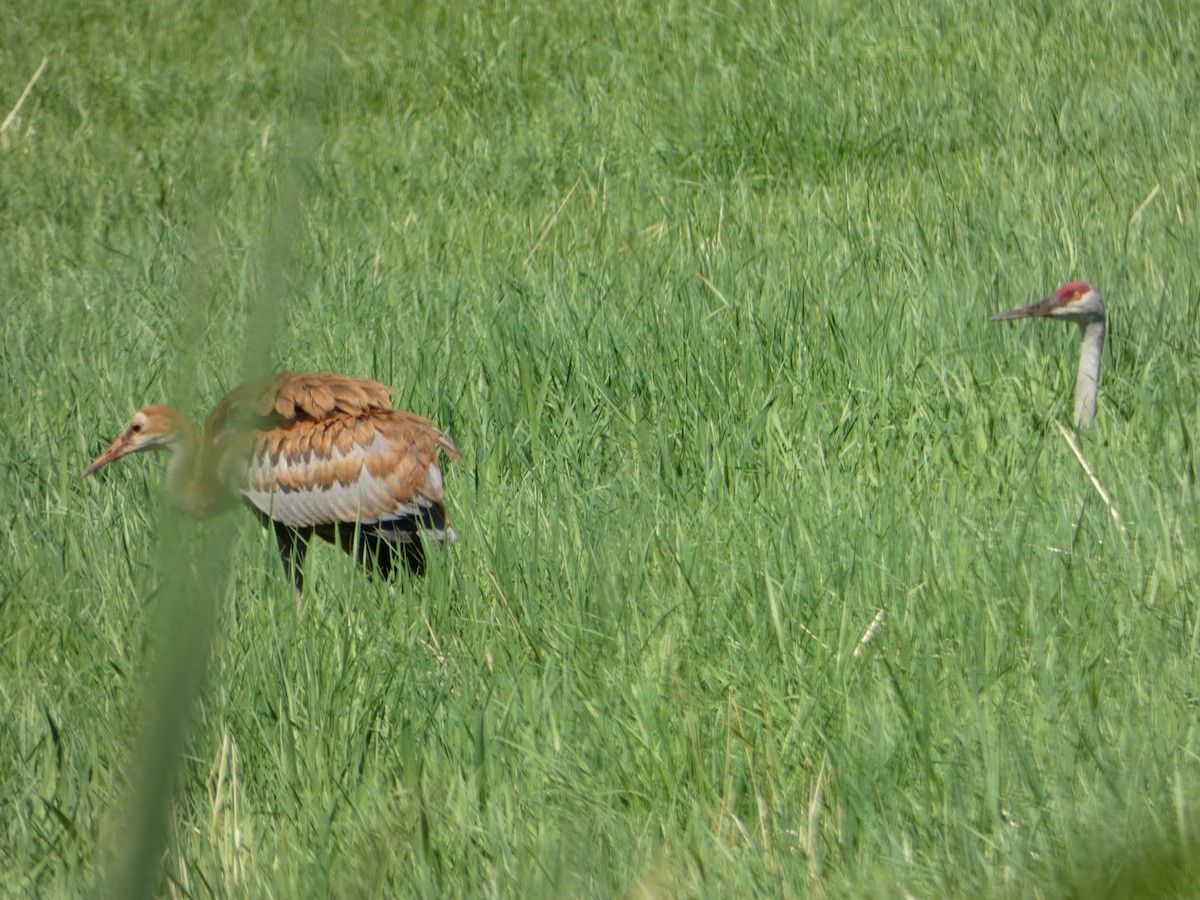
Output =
[
  {"x1": 83, "y1": 371, "x2": 459, "y2": 610},
  {"x1": 991, "y1": 281, "x2": 1107, "y2": 429}
]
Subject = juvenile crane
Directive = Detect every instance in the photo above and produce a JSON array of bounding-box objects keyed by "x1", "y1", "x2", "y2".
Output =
[
  {"x1": 991, "y1": 281, "x2": 1107, "y2": 429},
  {"x1": 83, "y1": 371, "x2": 459, "y2": 609}
]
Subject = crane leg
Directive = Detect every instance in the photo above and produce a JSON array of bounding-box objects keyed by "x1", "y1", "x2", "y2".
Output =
[
  {"x1": 331, "y1": 522, "x2": 426, "y2": 580},
  {"x1": 363, "y1": 522, "x2": 426, "y2": 577},
  {"x1": 271, "y1": 522, "x2": 312, "y2": 613},
  {"x1": 395, "y1": 532, "x2": 426, "y2": 576},
  {"x1": 353, "y1": 527, "x2": 396, "y2": 580}
]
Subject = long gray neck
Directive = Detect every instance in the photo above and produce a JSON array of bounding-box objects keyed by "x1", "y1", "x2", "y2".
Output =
[{"x1": 1074, "y1": 318, "x2": 1105, "y2": 429}]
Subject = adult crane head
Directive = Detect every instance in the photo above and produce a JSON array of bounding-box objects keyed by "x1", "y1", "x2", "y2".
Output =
[
  {"x1": 990, "y1": 281, "x2": 1107, "y2": 430},
  {"x1": 990, "y1": 281, "x2": 1105, "y2": 327}
]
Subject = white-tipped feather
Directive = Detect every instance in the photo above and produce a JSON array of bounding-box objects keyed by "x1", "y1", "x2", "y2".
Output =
[{"x1": 243, "y1": 474, "x2": 430, "y2": 528}]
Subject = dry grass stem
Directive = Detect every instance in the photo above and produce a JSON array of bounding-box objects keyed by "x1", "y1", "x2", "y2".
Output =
[
  {"x1": 853, "y1": 608, "x2": 887, "y2": 658},
  {"x1": 1055, "y1": 420, "x2": 1123, "y2": 529},
  {"x1": 524, "y1": 179, "x2": 579, "y2": 266},
  {"x1": 1129, "y1": 183, "x2": 1160, "y2": 224},
  {"x1": 1, "y1": 57, "x2": 48, "y2": 136}
]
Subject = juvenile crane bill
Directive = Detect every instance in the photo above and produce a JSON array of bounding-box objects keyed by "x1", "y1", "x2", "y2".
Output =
[
  {"x1": 83, "y1": 371, "x2": 460, "y2": 606},
  {"x1": 82, "y1": 441, "x2": 123, "y2": 477}
]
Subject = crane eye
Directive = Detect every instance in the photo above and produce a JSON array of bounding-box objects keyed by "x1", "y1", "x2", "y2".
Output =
[{"x1": 130, "y1": 422, "x2": 143, "y2": 434}]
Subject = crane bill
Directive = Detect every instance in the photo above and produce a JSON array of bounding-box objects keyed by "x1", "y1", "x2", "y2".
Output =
[
  {"x1": 83, "y1": 433, "x2": 137, "y2": 477},
  {"x1": 990, "y1": 295, "x2": 1059, "y2": 321}
]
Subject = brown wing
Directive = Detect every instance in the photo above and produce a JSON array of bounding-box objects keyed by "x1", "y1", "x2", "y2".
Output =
[
  {"x1": 241, "y1": 409, "x2": 458, "y2": 535},
  {"x1": 201, "y1": 372, "x2": 458, "y2": 535},
  {"x1": 204, "y1": 371, "x2": 396, "y2": 436}
]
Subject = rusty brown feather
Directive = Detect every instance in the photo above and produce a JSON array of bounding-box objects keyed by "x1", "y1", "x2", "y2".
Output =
[{"x1": 83, "y1": 372, "x2": 460, "y2": 610}]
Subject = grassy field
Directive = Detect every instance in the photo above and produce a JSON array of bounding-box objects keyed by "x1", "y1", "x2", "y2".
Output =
[{"x1": 4, "y1": 0, "x2": 1200, "y2": 895}]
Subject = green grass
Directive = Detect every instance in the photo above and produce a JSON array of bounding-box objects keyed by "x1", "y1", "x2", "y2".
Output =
[{"x1": 4, "y1": 0, "x2": 1200, "y2": 895}]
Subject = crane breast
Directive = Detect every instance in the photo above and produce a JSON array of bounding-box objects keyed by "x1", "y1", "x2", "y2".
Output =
[{"x1": 238, "y1": 414, "x2": 453, "y2": 537}]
